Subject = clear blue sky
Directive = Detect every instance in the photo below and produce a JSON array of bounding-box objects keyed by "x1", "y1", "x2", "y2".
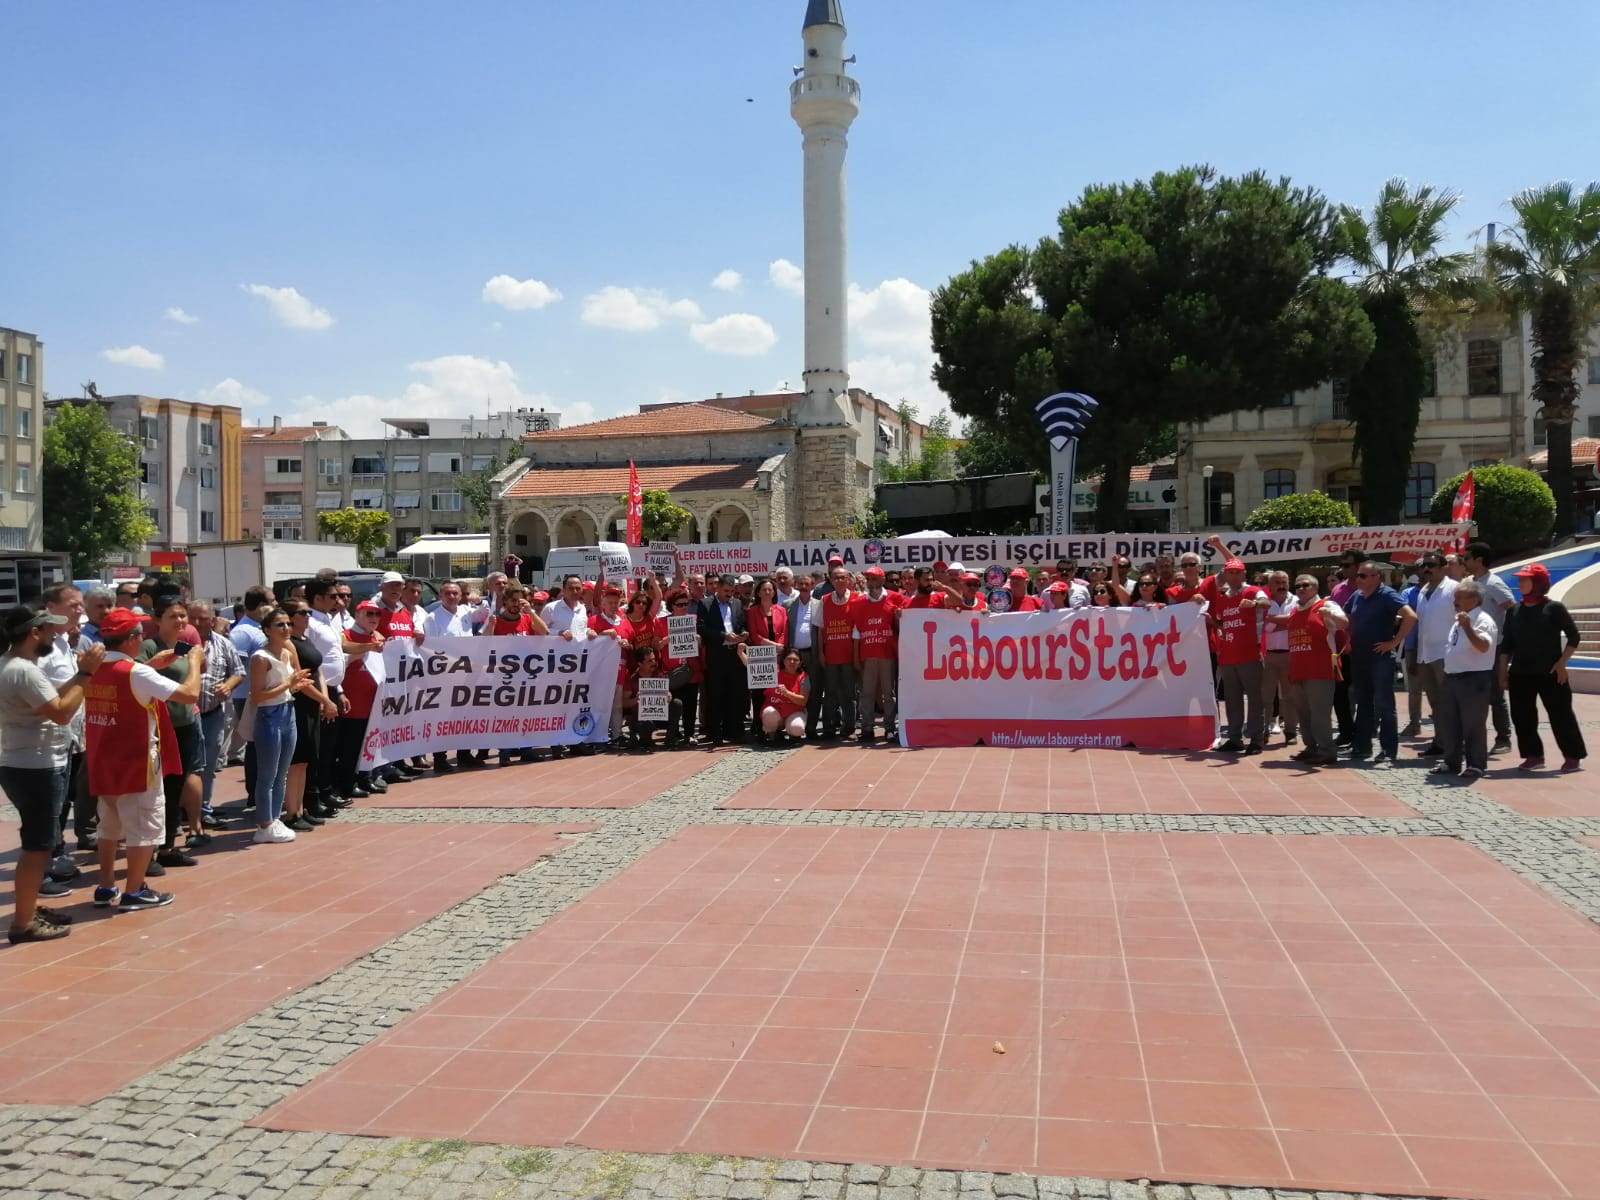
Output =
[{"x1": 7, "y1": 0, "x2": 1593, "y2": 434}]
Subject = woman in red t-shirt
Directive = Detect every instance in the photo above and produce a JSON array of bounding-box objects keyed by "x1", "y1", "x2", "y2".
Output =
[
  {"x1": 589, "y1": 586, "x2": 632, "y2": 742},
  {"x1": 486, "y1": 584, "x2": 547, "y2": 763},
  {"x1": 336, "y1": 602, "x2": 384, "y2": 798},
  {"x1": 760, "y1": 648, "x2": 810, "y2": 742},
  {"x1": 745, "y1": 578, "x2": 789, "y2": 742}
]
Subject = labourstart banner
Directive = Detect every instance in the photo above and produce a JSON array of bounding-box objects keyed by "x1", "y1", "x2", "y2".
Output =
[
  {"x1": 358, "y1": 635, "x2": 621, "y2": 768},
  {"x1": 659, "y1": 523, "x2": 1468, "y2": 579},
  {"x1": 897, "y1": 605, "x2": 1217, "y2": 751}
]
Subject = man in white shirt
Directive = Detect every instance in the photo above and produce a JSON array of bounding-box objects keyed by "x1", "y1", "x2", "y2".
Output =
[
  {"x1": 1260, "y1": 571, "x2": 1299, "y2": 745},
  {"x1": 305, "y1": 580, "x2": 350, "y2": 802},
  {"x1": 790, "y1": 574, "x2": 824, "y2": 738},
  {"x1": 424, "y1": 581, "x2": 476, "y2": 639},
  {"x1": 773, "y1": 567, "x2": 799, "y2": 607},
  {"x1": 40, "y1": 585, "x2": 91, "y2": 874},
  {"x1": 542, "y1": 575, "x2": 589, "y2": 641},
  {"x1": 468, "y1": 573, "x2": 506, "y2": 633},
  {"x1": 1411, "y1": 554, "x2": 1459, "y2": 756},
  {"x1": 1434, "y1": 579, "x2": 1499, "y2": 780},
  {"x1": 1463, "y1": 540, "x2": 1516, "y2": 753}
]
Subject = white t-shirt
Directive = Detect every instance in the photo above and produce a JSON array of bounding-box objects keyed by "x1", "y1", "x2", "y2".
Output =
[
  {"x1": 1444, "y1": 608, "x2": 1500, "y2": 674},
  {"x1": 1264, "y1": 595, "x2": 1296, "y2": 652},
  {"x1": 1415, "y1": 579, "x2": 1460, "y2": 664}
]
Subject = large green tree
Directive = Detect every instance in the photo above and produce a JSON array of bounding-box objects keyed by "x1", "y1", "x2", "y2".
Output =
[
  {"x1": 879, "y1": 410, "x2": 955, "y2": 482},
  {"x1": 42, "y1": 401, "x2": 156, "y2": 576},
  {"x1": 1341, "y1": 179, "x2": 1475, "y2": 523},
  {"x1": 1483, "y1": 180, "x2": 1600, "y2": 538},
  {"x1": 930, "y1": 167, "x2": 1374, "y2": 530},
  {"x1": 317, "y1": 508, "x2": 392, "y2": 565}
]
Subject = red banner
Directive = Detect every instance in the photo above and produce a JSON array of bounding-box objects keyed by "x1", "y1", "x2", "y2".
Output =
[
  {"x1": 1451, "y1": 470, "x2": 1475, "y2": 551},
  {"x1": 626, "y1": 460, "x2": 643, "y2": 547}
]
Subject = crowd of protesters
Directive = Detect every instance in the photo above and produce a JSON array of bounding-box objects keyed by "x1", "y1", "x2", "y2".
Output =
[{"x1": 2, "y1": 541, "x2": 1587, "y2": 943}]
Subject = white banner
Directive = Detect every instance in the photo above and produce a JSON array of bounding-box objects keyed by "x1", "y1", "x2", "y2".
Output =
[
  {"x1": 745, "y1": 643, "x2": 778, "y2": 688},
  {"x1": 637, "y1": 676, "x2": 670, "y2": 721},
  {"x1": 660, "y1": 524, "x2": 1466, "y2": 578},
  {"x1": 358, "y1": 635, "x2": 621, "y2": 768},
  {"x1": 897, "y1": 606, "x2": 1217, "y2": 751}
]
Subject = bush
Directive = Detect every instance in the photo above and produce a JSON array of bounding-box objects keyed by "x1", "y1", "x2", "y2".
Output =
[
  {"x1": 1242, "y1": 491, "x2": 1357, "y2": 532},
  {"x1": 1429, "y1": 465, "x2": 1554, "y2": 556}
]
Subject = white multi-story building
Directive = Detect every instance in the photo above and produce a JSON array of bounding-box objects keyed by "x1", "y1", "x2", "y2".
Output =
[{"x1": 0, "y1": 326, "x2": 44, "y2": 555}]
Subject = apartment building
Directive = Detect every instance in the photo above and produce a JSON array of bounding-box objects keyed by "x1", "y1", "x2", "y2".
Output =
[
  {"x1": 44, "y1": 392, "x2": 243, "y2": 559},
  {"x1": 239, "y1": 419, "x2": 349, "y2": 541},
  {"x1": 0, "y1": 326, "x2": 44, "y2": 554}
]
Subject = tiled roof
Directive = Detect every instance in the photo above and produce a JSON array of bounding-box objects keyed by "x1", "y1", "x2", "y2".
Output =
[
  {"x1": 504, "y1": 462, "x2": 762, "y2": 499},
  {"x1": 1527, "y1": 438, "x2": 1600, "y2": 468},
  {"x1": 1131, "y1": 461, "x2": 1178, "y2": 483},
  {"x1": 523, "y1": 403, "x2": 774, "y2": 441},
  {"x1": 244, "y1": 425, "x2": 335, "y2": 443}
]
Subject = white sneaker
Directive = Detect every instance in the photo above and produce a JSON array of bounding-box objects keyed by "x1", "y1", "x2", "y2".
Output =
[{"x1": 253, "y1": 821, "x2": 296, "y2": 844}]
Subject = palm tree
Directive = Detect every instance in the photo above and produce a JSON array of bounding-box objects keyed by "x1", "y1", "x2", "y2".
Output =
[
  {"x1": 1484, "y1": 181, "x2": 1600, "y2": 539},
  {"x1": 1341, "y1": 179, "x2": 1475, "y2": 523}
]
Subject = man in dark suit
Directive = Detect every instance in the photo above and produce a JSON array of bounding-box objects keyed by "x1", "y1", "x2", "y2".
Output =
[{"x1": 697, "y1": 575, "x2": 748, "y2": 744}]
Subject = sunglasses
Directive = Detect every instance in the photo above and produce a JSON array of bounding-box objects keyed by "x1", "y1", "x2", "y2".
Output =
[
  {"x1": 1093, "y1": 589, "x2": 1111, "y2": 596},
  {"x1": 1296, "y1": 582, "x2": 1318, "y2": 589},
  {"x1": 1356, "y1": 572, "x2": 1377, "y2": 579}
]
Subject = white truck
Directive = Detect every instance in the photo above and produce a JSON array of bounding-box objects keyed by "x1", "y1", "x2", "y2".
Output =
[{"x1": 188, "y1": 539, "x2": 361, "y2": 608}]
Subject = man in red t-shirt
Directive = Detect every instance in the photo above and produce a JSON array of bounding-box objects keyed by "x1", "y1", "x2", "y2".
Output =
[
  {"x1": 1006, "y1": 568, "x2": 1041, "y2": 612},
  {"x1": 851, "y1": 566, "x2": 899, "y2": 741},
  {"x1": 372, "y1": 572, "x2": 425, "y2": 779},
  {"x1": 819, "y1": 565, "x2": 858, "y2": 738},
  {"x1": 903, "y1": 566, "x2": 947, "y2": 610},
  {"x1": 1198, "y1": 555, "x2": 1270, "y2": 753}
]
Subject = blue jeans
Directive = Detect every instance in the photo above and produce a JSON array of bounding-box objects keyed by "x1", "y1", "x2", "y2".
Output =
[
  {"x1": 1349, "y1": 655, "x2": 1399, "y2": 759},
  {"x1": 197, "y1": 706, "x2": 229, "y2": 813},
  {"x1": 253, "y1": 705, "x2": 296, "y2": 826}
]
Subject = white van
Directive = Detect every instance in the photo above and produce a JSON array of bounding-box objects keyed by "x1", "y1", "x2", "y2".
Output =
[{"x1": 530, "y1": 543, "x2": 638, "y2": 590}]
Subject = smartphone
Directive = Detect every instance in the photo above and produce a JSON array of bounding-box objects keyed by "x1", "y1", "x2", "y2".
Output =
[{"x1": 174, "y1": 641, "x2": 195, "y2": 654}]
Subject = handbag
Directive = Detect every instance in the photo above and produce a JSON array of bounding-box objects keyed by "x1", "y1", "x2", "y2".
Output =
[
  {"x1": 668, "y1": 663, "x2": 693, "y2": 690},
  {"x1": 237, "y1": 696, "x2": 259, "y2": 743}
]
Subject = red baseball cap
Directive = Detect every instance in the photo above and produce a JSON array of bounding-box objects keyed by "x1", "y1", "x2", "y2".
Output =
[
  {"x1": 1047, "y1": 580, "x2": 1070, "y2": 594},
  {"x1": 827, "y1": 555, "x2": 845, "y2": 566},
  {"x1": 97, "y1": 608, "x2": 145, "y2": 642},
  {"x1": 603, "y1": 584, "x2": 624, "y2": 597},
  {"x1": 1008, "y1": 568, "x2": 1029, "y2": 580},
  {"x1": 961, "y1": 572, "x2": 981, "y2": 584},
  {"x1": 356, "y1": 599, "x2": 383, "y2": 613},
  {"x1": 1515, "y1": 563, "x2": 1550, "y2": 584},
  {"x1": 1224, "y1": 558, "x2": 1247, "y2": 572},
  {"x1": 532, "y1": 590, "x2": 550, "y2": 602},
  {"x1": 932, "y1": 561, "x2": 947, "y2": 573},
  {"x1": 863, "y1": 566, "x2": 885, "y2": 578}
]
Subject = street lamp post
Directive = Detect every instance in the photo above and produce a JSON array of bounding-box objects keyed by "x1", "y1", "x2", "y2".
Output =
[{"x1": 1201, "y1": 464, "x2": 1214, "y2": 530}]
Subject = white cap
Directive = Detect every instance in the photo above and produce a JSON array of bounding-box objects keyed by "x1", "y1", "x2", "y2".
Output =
[
  {"x1": 380, "y1": 571, "x2": 405, "y2": 585},
  {"x1": 947, "y1": 561, "x2": 965, "y2": 572}
]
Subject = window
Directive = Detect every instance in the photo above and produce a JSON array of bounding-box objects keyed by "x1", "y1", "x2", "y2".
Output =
[
  {"x1": 1589, "y1": 358, "x2": 1600, "y2": 386},
  {"x1": 199, "y1": 466, "x2": 215, "y2": 489},
  {"x1": 200, "y1": 511, "x2": 216, "y2": 533},
  {"x1": 1467, "y1": 339, "x2": 1502, "y2": 395},
  {"x1": 271, "y1": 457, "x2": 302, "y2": 475},
  {"x1": 1422, "y1": 354, "x2": 1438, "y2": 398},
  {"x1": 140, "y1": 461, "x2": 161, "y2": 485},
  {"x1": 350, "y1": 489, "x2": 385, "y2": 509},
  {"x1": 1204, "y1": 471, "x2": 1235, "y2": 527},
  {"x1": 1275, "y1": 393, "x2": 1294, "y2": 407},
  {"x1": 264, "y1": 520, "x2": 302, "y2": 540},
  {"x1": 1404, "y1": 462, "x2": 1436, "y2": 518},
  {"x1": 16, "y1": 354, "x2": 31, "y2": 384},
  {"x1": 318, "y1": 457, "x2": 342, "y2": 481},
  {"x1": 430, "y1": 490, "x2": 462, "y2": 512},
  {"x1": 140, "y1": 417, "x2": 160, "y2": 442},
  {"x1": 1534, "y1": 419, "x2": 1549, "y2": 448},
  {"x1": 427, "y1": 452, "x2": 461, "y2": 474},
  {"x1": 1326, "y1": 466, "x2": 1362, "y2": 519},
  {"x1": 468, "y1": 454, "x2": 495, "y2": 472},
  {"x1": 1590, "y1": 415, "x2": 1600, "y2": 439},
  {"x1": 350, "y1": 456, "x2": 385, "y2": 475},
  {"x1": 16, "y1": 409, "x2": 30, "y2": 438},
  {"x1": 392, "y1": 490, "x2": 421, "y2": 509},
  {"x1": 392, "y1": 455, "x2": 420, "y2": 473},
  {"x1": 315, "y1": 491, "x2": 342, "y2": 510},
  {"x1": 0, "y1": 352, "x2": 6, "y2": 379},
  {"x1": 199, "y1": 423, "x2": 216, "y2": 447},
  {"x1": 1263, "y1": 468, "x2": 1295, "y2": 500},
  {"x1": 14, "y1": 464, "x2": 31, "y2": 493},
  {"x1": 145, "y1": 507, "x2": 161, "y2": 528},
  {"x1": 1330, "y1": 378, "x2": 1350, "y2": 421},
  {"x1": 1470, "y1": 458, "x2": 1502, "y2": 469}
]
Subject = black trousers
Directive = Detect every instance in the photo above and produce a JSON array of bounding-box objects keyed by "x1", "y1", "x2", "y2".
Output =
[
  {"x1": 705, "y1": 652, "x2": 747, "y2": 742},
  {"x1": 334, "y1": 715, "x2": 369, "y2": 795},
  {"x1": 799, "y1": 645, "x2": 826, "y2": 736},
  {"x1": 1333, "y1": 652, "x2": 1353, "y2": 738},
  {"x1": 670, "y1": 682, "x2": 699, "y2": 743},
  {"x1": 1508, "y1": 673, "x2": 1588, "y2": 762},
  {"x1": 318, "y1": 686, "x2": 343, "y2": 797}
]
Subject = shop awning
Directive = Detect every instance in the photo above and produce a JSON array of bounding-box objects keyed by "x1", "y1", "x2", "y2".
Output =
[{"x1": 397, "y1": 535, "x2": 491, "y2": 558}]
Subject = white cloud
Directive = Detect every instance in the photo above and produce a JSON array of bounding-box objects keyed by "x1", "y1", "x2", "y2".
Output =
[
  {"x1": 710, "y1": 269, "x2": 742, "y2": 292},
  {"x1": 102, "y1": 344, "x2": 165, "y2": 370},
  {"x1": 769, "y1": 258, "x2": 804, "y2": 296},
  {"x1": 482, "y1": 274, "x2": 562, "y2": 311},
  {"x1": 198, "y1": 377, "x2": 272, "y2": 411},
  {"x1": 164, "y1": 306, "x2": 199, "y2": 325},
  {"x1": 276, "y1": 355, "x2": 561, "y2": 437},
  {"x1": 242, "y1": 283, "x2": 335, "y2": 330},
  {"x1": 580, "y1": 286, "x2": 703, "y2": 332},
  {"x1": 845, "y1": 277, "x2": 949, "y2": 419},
  {"x1": 690, "y1": 313, "x2": 778, "y2": 357}
]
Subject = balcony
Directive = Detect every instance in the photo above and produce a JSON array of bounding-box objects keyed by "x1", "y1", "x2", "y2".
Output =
[{"x1": 351, "y1": 472, "x2": 386, "y2": 489}]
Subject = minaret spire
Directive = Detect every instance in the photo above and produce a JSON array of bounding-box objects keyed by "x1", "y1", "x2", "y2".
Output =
[{"x1": 790, "y1": 0, "x2": 858, "y2": 427}]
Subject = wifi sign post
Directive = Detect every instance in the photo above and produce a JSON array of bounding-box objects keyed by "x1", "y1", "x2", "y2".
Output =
[{"x1": 1036, "y1": 391, "x2": 1098, "y2": 536}]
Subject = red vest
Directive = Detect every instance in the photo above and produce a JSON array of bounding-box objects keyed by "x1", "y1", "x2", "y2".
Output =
[
  {"x1": 821, "y1": 593, "x2": 856, "y2": 666},
  {"x1": 1287, "y1": 601, "x2": 1340, "y2": 683},
  {"x1": 850, "y1": 593, "x2": 899, "y2": 659},
  {"x1": 1202, "y1": 578, "x2": 1266, "y2": 666},
  {"x1": 85, "y1": 658, "x2": 180, "y2": 795}
]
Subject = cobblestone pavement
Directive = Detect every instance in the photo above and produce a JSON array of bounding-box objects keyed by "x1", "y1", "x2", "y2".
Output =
[{"x1": 3, "y1": 728, "x2": 1599, "y2": 1200}]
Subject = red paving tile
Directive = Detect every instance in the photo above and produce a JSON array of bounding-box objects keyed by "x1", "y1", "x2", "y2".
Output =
[
  {"x1": 719, "y1": 745, "x2": 1417, "y2": 816},
  {"x1": 356, "y1": 750, "x2": 713, "y2": 809},
  {"x1": 258, "y1": 827, "x2": 1600, "y2": 1199},
  {"x1": 0, "y1": 820, "x2": 590, "y2": 1105},
  {"x1": 1477, "y1": 770, "x2": 1598, "y2": 817}
]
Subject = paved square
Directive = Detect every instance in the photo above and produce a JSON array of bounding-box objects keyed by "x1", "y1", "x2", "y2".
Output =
[
  {"x1": 359, "y1": 749, "x2": 713, "y2": 809},
  {"x1": 257, "y1": 826, "x2": 1600, "y2": 1197},
  {"x1": 0, "y1": 820, "x2": 591, "y2": 1105},
  {"x1": 719, "y1": 745, "x2": 1418, "y2": 817}
]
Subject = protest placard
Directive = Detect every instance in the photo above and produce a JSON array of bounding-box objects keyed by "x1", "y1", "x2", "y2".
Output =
[
  {"x1": 667, "y1": 614, "x2": 698, "y2": 659},
  {"x1": 637, "y1": 675, "x2": 670, "y2": 721},
  {"x1": 745, "y1": 643, "x2": 778, "y2": 688},
  {"x1": 646, "y1": 541, "x2": 677, "y2": 579}
]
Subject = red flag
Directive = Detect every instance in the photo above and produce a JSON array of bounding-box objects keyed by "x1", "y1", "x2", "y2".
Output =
[
  {"x1": 626, "y1": 460, "x2": 643, "y2": 547},
  {"x1": 1451, "y1": 469, "x2": 1476, "y2": 551}
]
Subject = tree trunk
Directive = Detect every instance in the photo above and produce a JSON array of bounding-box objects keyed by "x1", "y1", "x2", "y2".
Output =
[
  {"x1": 1547, "y1": 419, "x2": 1575, "y2": 540},
  {"x1": 1350, "y1": 294, "x2": 1424, "y2": 526},
  {"x1": 1095, "y1": 447, "x2": 1134, "y2": 534},
  {"x1": 1531, "y1": 293, "x2": 1581, "y2": 540}
]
